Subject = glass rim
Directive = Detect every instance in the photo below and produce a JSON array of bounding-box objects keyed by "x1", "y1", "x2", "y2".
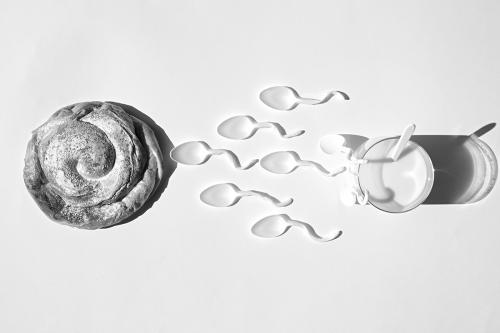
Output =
[{"x1": 356, "y1": 137, "x2": 435, "y2": 213}]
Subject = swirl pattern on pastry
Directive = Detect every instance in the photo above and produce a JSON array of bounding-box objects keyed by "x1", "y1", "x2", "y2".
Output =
[{"x1": 23, "y1": 102, "x2": 164, "y2": 229}]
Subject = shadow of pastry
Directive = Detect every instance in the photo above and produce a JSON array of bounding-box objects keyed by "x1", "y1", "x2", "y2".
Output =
[{"x1": 104, "y1": 102, "x2": 177, "y2": 228}]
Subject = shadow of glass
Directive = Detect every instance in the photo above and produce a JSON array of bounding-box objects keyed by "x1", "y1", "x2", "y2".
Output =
[
  {"x1": 104, "y1": 102, "x2": 177, "y2": 228},
  {"x1": 411, "y1": 135, "x2": 495, "y2": 204},
  {"x1": 472, "y1": 123, "x2": 496, "y2": 138}
]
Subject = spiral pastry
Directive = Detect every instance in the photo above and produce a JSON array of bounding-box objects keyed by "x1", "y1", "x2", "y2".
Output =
[{"x1": 23, "y1": 102, "x2": 164, "y2": 229}]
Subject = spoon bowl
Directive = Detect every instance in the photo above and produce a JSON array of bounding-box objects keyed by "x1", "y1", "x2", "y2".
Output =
[
  {"x1": 259, "y1": 86, "x2": 298, "y2": 111},
  {"x1": 217, "y1": 115, "x2": 257, "y2": 140},
  {"x1": 260, "y1": 151, "x2": 300, "y2": 174},
  {"x1": 170, "y1": 141, "x2": 211, "y2": 165},
  {"x1": 200, "y1": 183, "x2": 240, "y2": 207},
  {"x1": 251, "y1": 214, "x2": 291, "y2": 238}
]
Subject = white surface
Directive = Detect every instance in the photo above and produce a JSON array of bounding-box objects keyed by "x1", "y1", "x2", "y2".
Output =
[{"x1": 1, "y1": 1, "x2": 499, "y2": 332}]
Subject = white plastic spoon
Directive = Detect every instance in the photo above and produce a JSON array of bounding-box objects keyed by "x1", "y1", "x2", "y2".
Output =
[
  {"x1": 200, "y1": 183, "x2": 293, "y2": 207},
  {"x1": 339, "y1": 188, "x2": 369, "y2": 206},
  {"x1": 259, "y1": 86, "x2": 349, "y2": 111},
  {"x1": 389, "y1": 124, "x2": 416, "y2": 161},
  {"x1": 319, "y1": 134, "x2": 367, "y2": 165},
  {"x1": 217, "y1": 115, "x2": 305, "y2": 140},
  {"x1": 251, "y1": 214, "x2": 342, "y2": 243},
  {"x1": 320, "y1": 134, "x2": 351, "y2": 155},
  {"x1": 170, "y1": 141, "x2": 258, "y2": 170},
  {"x1": 260, "y1": 151, "x2": 346, "y2": 177}
]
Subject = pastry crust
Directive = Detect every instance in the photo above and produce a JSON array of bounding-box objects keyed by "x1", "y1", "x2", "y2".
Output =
[{"x1": 23, "y1": 102, "x2": 164, "y2": 229}]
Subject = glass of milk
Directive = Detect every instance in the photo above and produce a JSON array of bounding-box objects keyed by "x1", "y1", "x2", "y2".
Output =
[{"x1": 352, "y1": 137, "x2": 435, "y2": 213}]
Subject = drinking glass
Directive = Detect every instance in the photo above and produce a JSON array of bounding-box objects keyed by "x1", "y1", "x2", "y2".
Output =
[{"x1": 352, "y1": 137, "x2": 435, "y2": 213}]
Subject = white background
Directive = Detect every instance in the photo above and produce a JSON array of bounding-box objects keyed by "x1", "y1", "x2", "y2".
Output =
[{"x1": 1, "y1": 0, "x2": 499, "y2": 332}]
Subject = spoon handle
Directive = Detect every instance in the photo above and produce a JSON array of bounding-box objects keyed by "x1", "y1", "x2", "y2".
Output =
[
  {"x1": 297, "y1": 97, "x2": 323, "y2": 105},
  {"x1": 238, "y1": 190, "x2": 293, "y2": 207},
  {"x1": 389, "y1": 124, "x2": 416, "y2": 161},
  {"x1": 355, "y1": 189, "x2": 370, "y2": 205},
  {"x1": 471, "y1": 123, "x2": 496, "y2": 138},
  {"x1": 298, "y1": 160, "x2": 330, "y2": 175},
  {"x1": 297, "y1": 90, "x2": 349, "y2": 105},
  {"x1": 210, "y1": 149, "x2": 259, "y2": 170},
  {"x1": 329, "y1": 166, "x2": 348, "y2": 177},
  {"x1": 298, "y1": 160, "x2": 347, "y2": 177},
  {"x1": 351, "y1": 157, "x2": 368, "y2": 164},
  {"x1": 256, "y1": 122, "x2": 305, "y2": 139},
  {"x1": 288, "y1": 219, "x2": 343, "y2": 242}
]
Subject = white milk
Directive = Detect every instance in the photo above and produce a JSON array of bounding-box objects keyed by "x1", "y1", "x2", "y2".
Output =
[{"x1": 358, "y1": 139, "x2": 433, "y2": 212}]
